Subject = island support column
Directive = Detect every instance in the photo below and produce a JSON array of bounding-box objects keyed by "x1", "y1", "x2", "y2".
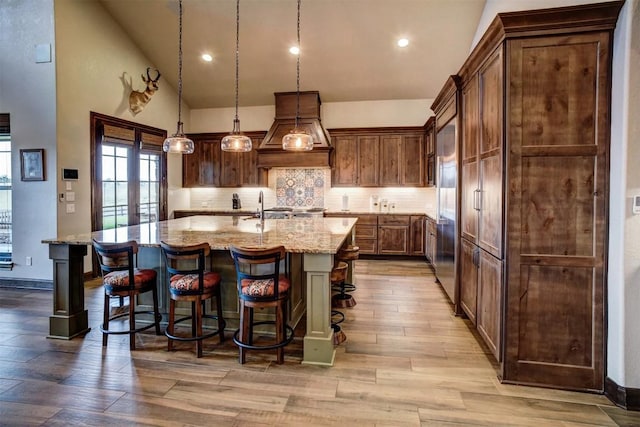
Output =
[
  {"x1": 48, "y1": 244, "x2": 90, "y2": 339},
  {"x1": 302, "y1": 252, "x2": 335, "y2": 366}
]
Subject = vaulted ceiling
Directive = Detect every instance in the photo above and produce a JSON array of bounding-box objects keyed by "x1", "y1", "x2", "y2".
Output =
[{"x1": 99, "y1": 0, "x2": 486, "y2": 109}]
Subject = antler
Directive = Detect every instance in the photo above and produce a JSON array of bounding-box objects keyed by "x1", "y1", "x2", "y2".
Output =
[{"x1": 146, "y1": 67, "x2": 161, "y2": 83}]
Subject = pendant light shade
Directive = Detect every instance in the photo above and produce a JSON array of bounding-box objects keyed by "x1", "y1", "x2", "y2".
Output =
[
  {"x1": 163, "y1": 0, "x2": 194, "y2": 154},
  {"x1": 283, "y1": 0, "x2": 313, "y2": 151},
  {"x1": 282, "y1": 128, "x2": 313, "y2": 151},
  {"x1": 222, "y1": 0, "x2": 252, "y2": 153}
]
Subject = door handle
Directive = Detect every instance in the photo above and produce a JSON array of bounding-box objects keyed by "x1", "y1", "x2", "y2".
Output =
[{"x1": 473, "y1": 189, "x2": 481, "y2": 211}]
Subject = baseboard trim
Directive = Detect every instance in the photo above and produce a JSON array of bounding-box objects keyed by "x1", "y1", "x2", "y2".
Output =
[
  {"x1": 605, "y1": 377, "x2": 640, "y2": 411},
  {"x1": 0, "y1": 278, "x2": 53, "y2": 290}
]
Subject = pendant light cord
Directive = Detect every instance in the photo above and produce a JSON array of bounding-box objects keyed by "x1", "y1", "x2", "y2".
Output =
[
  {"x1": 176, "y1": 0, "x2": 184, "y2": 133},
  {"x1": 234, "y1": 0, "x2": 240, "y2": 124},
  {"x1": 295, "y1": 0, "x2": 301, "y2": 129}
]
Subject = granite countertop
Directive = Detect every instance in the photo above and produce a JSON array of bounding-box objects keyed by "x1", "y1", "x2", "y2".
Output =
[{"x1": 43, "y1": 215, "x2": 358, "y2": 254}]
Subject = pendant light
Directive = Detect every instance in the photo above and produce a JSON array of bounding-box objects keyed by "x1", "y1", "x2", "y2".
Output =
[
  {"x1": 222, "y1": 0, "x2": 252, "y2": 152},
  {"x1": 282, "y1": 0, "x2": 313, "y2": 151},
  {"x1": 163, "y1": 0, "x2": 194, "y2": 154}
]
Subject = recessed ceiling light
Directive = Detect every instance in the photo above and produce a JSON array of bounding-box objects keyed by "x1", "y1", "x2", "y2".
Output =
[
  {"x1": 397, "y1": 38, "x2": 409, "y2": 48},
  {"x1": 289, "y1": 46, "x2": 300, "y2": 55},
  {"x1": 201, "y1": 53, "x2": 213, "y2": 62}
]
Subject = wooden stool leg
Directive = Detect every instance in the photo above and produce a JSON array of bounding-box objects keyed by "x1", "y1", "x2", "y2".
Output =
[
  {"x1": 276, "y1": 302, "x2": 284, "y2": 364},
  {"x1": 239, "y1": 302, "x2": 250, "y2": 364},
  {"x1": 167, "y1": 299, "x2": 175, "y2": 351},
  {"x1": 216, "y1": 286, "x2": 225, "y2": 342},
  {"x1": 129, "y1": 291, "x2": 136, "y2": 350},
  {"x1": 195, "y1": 298, "x2": 203, "y2": 358},
  {"x1": 102, "y1": 293, "x2": 110, "y2": 347},
  {"x1": 152, "y1": 286, "x2": 161, "y2": 336}
]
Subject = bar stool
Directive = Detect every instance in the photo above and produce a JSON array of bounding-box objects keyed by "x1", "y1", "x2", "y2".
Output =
[
  {"x1": 92, "y1": 239, "x2": 161, "y2": 350},
  {"x1": 160, "y1": 241, "x2": 225, "y2": 358},
  {"x1": 229, "y1": 245, "x2": 294, "y2": 364},
  {"x1": 332, "y1": 245, "x2": 360, "y2": 308},
  {"x1": 330, "y1": 261, "x2": 348, "y2": 345}
]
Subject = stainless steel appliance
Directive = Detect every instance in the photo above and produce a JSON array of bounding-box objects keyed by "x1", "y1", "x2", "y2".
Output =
[
  {"x1": 435, "y1": 120, "x2": 457, "y2": 304},
  {"x1": 262, "y1": 207, "x2": 325, "y2": 219}
]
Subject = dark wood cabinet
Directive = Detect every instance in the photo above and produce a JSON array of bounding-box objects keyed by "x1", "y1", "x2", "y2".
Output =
[
  {"x1": 330, "y1": 127, "x2": 425, "y2": 187},
  {"x1": 453, "y1": 1, "x2": 622, "y2": 391},
  {"x1": 409, "y1": 215, "x2": 425, "y2": 256},
  {"x1": 425, "y1": 117, "x2": 436, "y2": 187},
  {"x1": 477, "y1": 250, "x2": 502, "y2": 362},
  {"x1": 378, "y1": 215, "x2": 410, "y2": 255},
  {"x1": 183, "y1": 132, "x2": 267, "y2": 188},
  {"x1": 459, "y1": 238, "x2": 478, "y2": 325},
  {"x1": 425, "y1": 216, "x2": 437, "y2": 264}
]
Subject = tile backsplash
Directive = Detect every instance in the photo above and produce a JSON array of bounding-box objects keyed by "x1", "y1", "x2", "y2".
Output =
[{"x1": 185, "y1": 168, "x2": 436, "y2": 215}]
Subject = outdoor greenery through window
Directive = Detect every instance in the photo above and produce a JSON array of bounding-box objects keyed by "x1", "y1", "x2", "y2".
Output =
[
  {"x1": 0, "y1": 135, "x2": 10, "y2": 261},
  {"x1": 101, "y1": 144, "x2": 129, "y2": 229}
]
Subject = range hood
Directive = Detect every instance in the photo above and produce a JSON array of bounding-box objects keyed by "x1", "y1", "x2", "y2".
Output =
[{"x1": 257, "y1": 91, "x2": 332, "y2": 169}]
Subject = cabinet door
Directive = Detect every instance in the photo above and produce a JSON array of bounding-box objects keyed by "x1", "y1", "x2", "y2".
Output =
[
  {"x1": 378, "y1": 226, "x2": 409, "y2": 255},
  {"x1": 239, "y1": 140, "x2": 266, "y2": 187},
  {"x1": 478, "y1": 49, "x2": 503, "y2": 258},
  {"x1": 358, "y1": 136, "x2": 379, "y2": 187},
  {"x1": 182, "y1": 138, "x2": 220, "y2": 187},
  {"x1": 379, "y1": 135, "x2": 402, "y2": 186},
  {"x1": 461, "y1": 74, "x2": 480, "y2": 243},
  {"x1": 403, "y1": 135, "x2": 425, "y2": 186},
  {"x1": 477, "y1": 250, "x2": 502, "y2": 361},
  {"x1": 459, "y1": 238, "x2": 478, "y2": 325},
  {"x1": 220, "y1": 150, "x2": 241, "y2": 187},
  {"x1": 409, "y1": 215, "x2": 425, "y2": 255},
  {"x1": 332, "y1": 135, "x2": 358, "y2": 186}
]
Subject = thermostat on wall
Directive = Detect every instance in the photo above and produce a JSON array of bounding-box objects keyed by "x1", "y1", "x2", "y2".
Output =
[
  {"x1": 62, "y1": 168, "x2": 78, "y2": 180},
  {"x1": 634, "y1": 195, "x2": 640, "y2": 215}
]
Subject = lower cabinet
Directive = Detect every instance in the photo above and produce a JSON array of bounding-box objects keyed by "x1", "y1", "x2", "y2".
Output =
[
  {"x1": 425, "y1": 216, "x2": 437, "y2": 263},
  {"x1": 325, "y1": 213, "x2": 425, "y2": 256},
  {"x1": 378, "y1": 215, "x2": 410, "y2": 255},
  {"x1": 459, "y1": 237, "x2": 503, "y2": 361}
]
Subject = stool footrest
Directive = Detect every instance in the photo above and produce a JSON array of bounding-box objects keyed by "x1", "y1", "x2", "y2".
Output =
[
  {"x1": 100, "y1": 310, "x2": 161, "y2": 336},
  {"x1": 165, "y1": 314, "x2": 226, "y2": 342},
  {"x1": 233, "y1": 320, "x2": 294, "y2": 351}
]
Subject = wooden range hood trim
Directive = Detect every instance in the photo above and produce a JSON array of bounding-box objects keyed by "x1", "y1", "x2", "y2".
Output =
[{"x1": 257, "y1": 91, "x2": 333, "y2": 169}]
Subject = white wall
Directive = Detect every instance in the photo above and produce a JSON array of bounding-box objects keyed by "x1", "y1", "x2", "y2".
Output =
[
  {"x1": 473, "y1": 0, "x2": 640, "y2": 390},
  {"x1": 0, "y1": 0, "x2": 58, "y2": 280},
  {"x1": 54, "y1": 0, "x2": 188, "y2": 246}
]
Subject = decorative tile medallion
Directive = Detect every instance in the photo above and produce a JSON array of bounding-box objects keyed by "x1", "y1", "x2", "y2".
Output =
[{"x1": 275, "y1": 169, "x2": 324, "y2": 207}]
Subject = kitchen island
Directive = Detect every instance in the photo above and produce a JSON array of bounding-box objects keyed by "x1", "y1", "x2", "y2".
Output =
[{"x1": 42, "y1": 215, "x2": 358, "y2": 366}]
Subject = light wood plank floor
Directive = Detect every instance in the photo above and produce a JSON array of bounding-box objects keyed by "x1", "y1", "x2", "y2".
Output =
[{"x1": 0, "y1": 259, "x2": 638, "y2": 426}]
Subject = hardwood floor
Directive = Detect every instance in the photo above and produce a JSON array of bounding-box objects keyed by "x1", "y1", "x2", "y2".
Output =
[{"x1": 0, "y1": 259, "x2": 638, "y2": 426}]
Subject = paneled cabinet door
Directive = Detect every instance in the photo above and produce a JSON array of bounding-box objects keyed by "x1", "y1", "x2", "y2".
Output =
[
  {"x1": 477, "y1": 49, "x2": 503, "y2": 258},
  {"x1": 461, "y1": 74, "x2": 480, "y2": 243},
  {"x1": 182, "y1": 138, "x2": 220, "y2": 187},
  {"x1": 378, "y1": 226, "x2": 409, "y2": 254},
  {"x1": 477, "y1": 250, "x2": 502, "y2": 362},
  {"x1": 358, "y1": 135, "x2": 380, "y2": 187},
  {"x1": 459, "y1": 238, "x2": 478, "y2": 325},
  {"x1": 409, "y1": 215, "x2": 425, "y2": 256},
  {"x1": 403, "y1": 135, "x2": 425, "y2": 186},
  {"x1": 379, "y1": 135, "x2": 402, "y2": 186},
  {"x1": 332, "y1": 135, "x2": 358, "y2": 186}
]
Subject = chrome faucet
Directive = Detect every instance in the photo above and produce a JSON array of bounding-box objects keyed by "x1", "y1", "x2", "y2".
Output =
[{"x1": 258, "y1": 190, "x2": 264, "y2": 220}]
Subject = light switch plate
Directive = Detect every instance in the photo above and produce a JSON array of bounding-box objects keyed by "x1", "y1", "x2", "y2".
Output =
[
  {"x1": 633, "y1": 195, "x2": 640, "y2": 214},
  {"x1": 35, "y1": 44, "x2": 51, "y2": 63},
  {"x1": 66, "y1": 203, "x2": 75, "y2": 214}
]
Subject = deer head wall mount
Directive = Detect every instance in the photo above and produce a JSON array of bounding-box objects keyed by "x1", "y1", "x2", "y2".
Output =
[{"x1": 128, "y1": 67, "x2": 161, "y2": 115}]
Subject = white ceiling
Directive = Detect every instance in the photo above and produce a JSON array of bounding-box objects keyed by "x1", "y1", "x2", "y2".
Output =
[{"x1": 99, "y1": 0, "x2": 486, "y2": 109}]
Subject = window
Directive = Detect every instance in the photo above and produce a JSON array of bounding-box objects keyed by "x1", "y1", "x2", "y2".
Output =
[
  {"x1": 0, "y1": 114, "x2": 11, "y2": 261},
  {"x1": 90, "y1": 112, "x2": 167, "y2": 232}
]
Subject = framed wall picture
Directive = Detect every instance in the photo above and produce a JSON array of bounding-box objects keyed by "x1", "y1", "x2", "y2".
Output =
[{"x1": 20, "y1": 149, "x2": 45, "y2": 181}]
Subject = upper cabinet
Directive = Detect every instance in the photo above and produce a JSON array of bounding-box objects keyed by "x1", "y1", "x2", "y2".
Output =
[
  {"x1": 425, "y1": 117, "x2": 436, "y2": 187},
  {"x1": 331, "y1": 127, "x2": 425, "y2": 187},
  {"x1": 183, "y1": 132, "x2": 267, "y2": 188}
]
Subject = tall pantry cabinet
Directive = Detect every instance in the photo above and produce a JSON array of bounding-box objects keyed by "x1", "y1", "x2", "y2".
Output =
[{"x1": 454, "y1": 1, "x2": 623, "y2": 392}]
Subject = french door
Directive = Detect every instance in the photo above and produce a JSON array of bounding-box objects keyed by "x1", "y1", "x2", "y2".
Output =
[{"x1": 90, "y1": 112, "x2": 167, "y2": 232}]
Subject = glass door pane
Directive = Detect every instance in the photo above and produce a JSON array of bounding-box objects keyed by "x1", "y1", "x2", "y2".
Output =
[
  {"x1": 139, "y1": 152, "x2": 160, "y2": 223},
  {"x1": 0, "y1": 135, "x2": 11, "y2": 260},
  {"x1": 101, "y1": 144, "x2": 131, "y2": 229}
]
